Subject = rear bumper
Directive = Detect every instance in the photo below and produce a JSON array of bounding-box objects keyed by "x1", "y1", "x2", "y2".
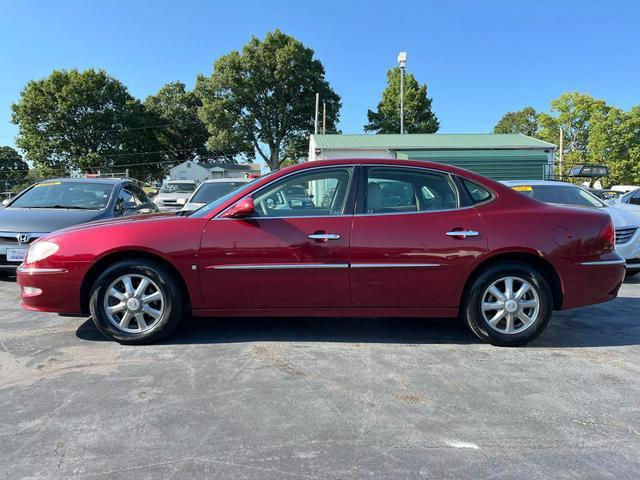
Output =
[
  {"x1": 17, "y1": 265, "x2": 85, "y2": 314},
  {"x1": 556, "y1": 255, "x2": 626, "y2": 310}
]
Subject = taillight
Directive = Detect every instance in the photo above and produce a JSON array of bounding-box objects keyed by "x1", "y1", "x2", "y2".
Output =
[{"x1": 600, "y1": 220, "x2": 615, "y2": 251}]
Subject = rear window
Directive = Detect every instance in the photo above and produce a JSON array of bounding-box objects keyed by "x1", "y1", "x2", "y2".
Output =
[
  {"x1": 160, "y1": 182, "x2": 196, "y2": 193},
  {"x1": 512, "y1": 184, "x2": 606, "y2": 208}
]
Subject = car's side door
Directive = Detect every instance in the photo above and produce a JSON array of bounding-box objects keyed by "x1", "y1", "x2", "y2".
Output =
[
  {"x1": 198, "y1": 166, "x2": 358, "y2": 309},
  {"x1": 349, "y1": 165, "x2": 489, "y2": 309}
]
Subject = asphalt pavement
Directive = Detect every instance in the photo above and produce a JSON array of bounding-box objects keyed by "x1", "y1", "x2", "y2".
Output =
[{"x1": 1, "y1": 272, "x2": 639, "y2": 479}]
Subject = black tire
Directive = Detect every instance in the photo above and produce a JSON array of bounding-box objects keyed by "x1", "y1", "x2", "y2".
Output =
[
  {"x1": 625, "y1": 270, "x2": 640, "y2": 278},
  {"x1": 463, "y1": 262, "x2": 553, "y2": 347},
  {"x1": 89, "y1": 259, "x2": 184, "y2": 344}
]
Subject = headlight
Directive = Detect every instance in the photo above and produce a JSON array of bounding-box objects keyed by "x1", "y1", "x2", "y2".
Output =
[
  {"x1": 26, "y1": 241, "x2": 59, "y2": 264},
  {"x1": 176, "y1": 198, "x2": 187, "y2": 205}
]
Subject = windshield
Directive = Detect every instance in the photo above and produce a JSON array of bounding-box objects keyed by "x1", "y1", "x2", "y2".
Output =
[
  {"x1": 10, "y1": 181, "x2": 115, "y2": 210},
  {"x1": 514, "y1": 184, "x2": 607, "y2": 208},
  {"x1": 190, "y1": 182, "x2": 248, "y2": 203},
  {"x1": 160, "y1": 182, "x2": 196, "y2": 193},
  {"x1": 189, "y1": 176, "x2": 268, "y2": 217}
]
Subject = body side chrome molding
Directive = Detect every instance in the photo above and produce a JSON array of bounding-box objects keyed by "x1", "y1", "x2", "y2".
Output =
[
  {"x1": 207, "y1": 263, "x2": 349, "y2": 270},
  {"x1": 580, "y1": 259, "x2": 626, "y2": 266},
  {"x1": 207, "y1": 262, "x2": 442, "y2": 270},
  {"x1": 17, "y1": 267, "x2": 68, "y2": 274},
  {"x1": 350, "y1": 263, "x2": 441, "y2": 268}
]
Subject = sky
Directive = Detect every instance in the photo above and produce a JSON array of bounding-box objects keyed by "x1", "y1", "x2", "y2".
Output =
[{"x1": 1, "y1": 0, "x2": 639, "y2": 163}]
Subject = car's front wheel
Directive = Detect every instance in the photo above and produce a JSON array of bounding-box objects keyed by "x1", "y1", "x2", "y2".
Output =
[
  {"x1": 463, "y1": 262, "x2": 553, "y2": 346},
  {"x1": 89, "y1": 259, "x2": 184, "y2": 344}
]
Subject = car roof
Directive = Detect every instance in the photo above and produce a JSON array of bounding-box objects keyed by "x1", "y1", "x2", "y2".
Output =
[
  {"x1": 200, "y1": 178, "x2": 251, "y2": 184},
  {"x1": 166, "y1": 179, "x2": 197, "y2": 184},
  {"x1": 501, "y1": 179, "x2": 577, "y2": 187},
  {"x1": 39, "y1": 177, "x2": 127, "y2": 184}
]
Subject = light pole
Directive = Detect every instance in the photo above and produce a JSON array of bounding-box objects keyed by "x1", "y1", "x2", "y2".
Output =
[{"x1": 397, "y1": 51, "x2": 407, "y2": 134}]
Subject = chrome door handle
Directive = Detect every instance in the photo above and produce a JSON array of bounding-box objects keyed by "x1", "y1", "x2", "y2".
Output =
[
  {"x1": 308, "y1": 233, "x2": 341, "y2": 240},
  {"x1": 446, "y1": 230, "x2": 479, "y2": 238}
]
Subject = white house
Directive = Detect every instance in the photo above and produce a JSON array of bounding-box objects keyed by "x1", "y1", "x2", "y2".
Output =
[{"x1": 169, "y1": 161, "x2": 260, "y2": 183}]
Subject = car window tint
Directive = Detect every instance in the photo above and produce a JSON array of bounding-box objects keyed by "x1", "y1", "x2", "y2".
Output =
[
  {"x1": 10, "y1": 182, "x2": 114, "y2": 210},
  {"x1": 462, "y1": 179, "x2": 492, "y2": 204},
  {"x1": 116, "y1": 187, "x2": 136, "y2": 210},
  {"x1": 130, "y1": 185, "x2": 150, "y2": 205},
  {"x1": 366, "y1": 167, "x2": 459, "y2": 214},
  {"x1": 253, "y1": 167, "x2": 354, "y2": 217}
]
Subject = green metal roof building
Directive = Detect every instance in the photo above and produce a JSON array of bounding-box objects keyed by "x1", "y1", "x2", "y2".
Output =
[{"x1": 308, "y1": 133, "x2": 557, "y2": 180}]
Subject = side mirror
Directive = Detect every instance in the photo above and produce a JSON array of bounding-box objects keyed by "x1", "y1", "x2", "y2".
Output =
[
  {"x1": 1, "y1": 199, "x2": 9, "y2": 207},
  {"x1": 221, "y1": 197, "x2": 255, "y2": 218}
]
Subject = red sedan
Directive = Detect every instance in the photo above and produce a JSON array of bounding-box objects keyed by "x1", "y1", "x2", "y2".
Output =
[{"x1": 17, "y1": 159, "x2": 625, "y2": 346}]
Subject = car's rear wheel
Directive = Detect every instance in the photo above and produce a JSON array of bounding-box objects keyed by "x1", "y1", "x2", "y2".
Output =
[
  {"x1": 463, "y1": 262, "x2": 553, "y2": 346},
  {"x1": 89, "y1": 259, "x2": 184, "y2": 344}
]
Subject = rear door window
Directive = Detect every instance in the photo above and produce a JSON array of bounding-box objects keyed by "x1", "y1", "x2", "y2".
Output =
[{"x1": 365, "y1": 167, "x2": 459, "y2": 214}]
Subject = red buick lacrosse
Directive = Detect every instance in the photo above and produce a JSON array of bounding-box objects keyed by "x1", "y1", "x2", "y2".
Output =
[{"x1": 17, "y1": 159, "x2": 625, "y2": 346}]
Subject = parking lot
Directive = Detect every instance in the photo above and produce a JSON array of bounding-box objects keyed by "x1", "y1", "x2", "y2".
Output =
[{"x1": 0, "y1": 273, "x2": 639, "y2": 479}]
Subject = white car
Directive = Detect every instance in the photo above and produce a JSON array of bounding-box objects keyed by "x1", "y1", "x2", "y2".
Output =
[
  {"x1": 503, "y1": 180, "x2": 640, "y2": 276},
  {"x1": 611, "y1": 185, "x2": 640, "y2": 194},
  {"x1": 181, "y1": 178, "x2": 252, "y2": 212},
  {"x1": 612, "y1": 188, "x2": 640, "y2": 220},
  {"x1": 153, "y1": 180, "x2": 197, "y2": 211}
]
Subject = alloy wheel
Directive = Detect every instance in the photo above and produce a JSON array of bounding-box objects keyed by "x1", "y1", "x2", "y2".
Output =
[
  {"x1": 480, "y1": 276, "x2": 540, "y2": 334},
  {"x1": 103, "y1": 274, "x2": 165, "y2": 333}
]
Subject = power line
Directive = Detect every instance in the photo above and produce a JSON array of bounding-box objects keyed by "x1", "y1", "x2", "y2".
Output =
[{"x1": 0, "y1": 120, "x2": 205, "y2": 138}]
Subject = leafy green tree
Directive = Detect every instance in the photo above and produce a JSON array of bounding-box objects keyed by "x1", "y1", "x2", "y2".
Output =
[
  {"x1": 365, "y1": 67, "x2": 439, "y2": 134},
  {"x1": 589, "y1": 105, "x2": 640, "y2": 184},
  {"x1": 196, "y1": 30, "x2": 341, "y2": 170},
  {"x1": 493, "y1": 106, "x2": 539, "y2": 136},
  {"x1": 537, "y1": 92, "x2": 609, "y2": 174},
  {"x1": 11, "y1": 68, "x2": 163, "y2": 180},
  {"x1": 0, "y1": 146, "x2": 29, "y2": 191},
  {"x1": 144, "y1": 81, "x2": 215, "y2": 164}
]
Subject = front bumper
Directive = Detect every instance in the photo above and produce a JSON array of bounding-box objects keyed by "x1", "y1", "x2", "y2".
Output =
[{"x1": 17, "y1": 265, "x2": 85, "y2": 314}]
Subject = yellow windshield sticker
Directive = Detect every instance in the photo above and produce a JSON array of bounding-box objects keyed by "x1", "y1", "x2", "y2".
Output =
[
  {"x1": 35, "y1": 182, "x2": 61, "y2": 187},
  {"x1": 512, "y1": 185, "x2": 533, "y2": 192}
]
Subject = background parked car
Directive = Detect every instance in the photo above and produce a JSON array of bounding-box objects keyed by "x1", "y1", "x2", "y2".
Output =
[
  {"x1": 153, "y1": 180, "x2": 197, "y2": 211},
  {"x1": 503, "y1": 180, "x2": 640, "y2": 276},
  {"x1": 181, "y1": 178, "x2": 251, "y2": 212},
  {"x1": 612, "y1": 188, "x2": 640, "y2": 220},
  {"x1": 611, "y1": 185, "x2": 640, "y2": 194},
  {"x1": 0, "y1": 178, "x2": 157, "y2": 268},
  {"x1": 586, "y1": 188, "x2": 621, "y2": 204}
]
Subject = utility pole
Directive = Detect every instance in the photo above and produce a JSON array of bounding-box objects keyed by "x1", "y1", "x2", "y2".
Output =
[
  {"x1": 322, "y1": 100, "x2": 326, "y2": 134},
  {"x1": 558, "y1": 128, "x2": 564, "y2": 179},
  {"x1": 397, "y1": 52, "x2": 407, "y2": 134},
  {"x1": 314, "y1": 93, "x2": 320, "y2": 135}
]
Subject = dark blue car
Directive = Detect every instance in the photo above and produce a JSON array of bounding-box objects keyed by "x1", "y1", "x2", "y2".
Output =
[{"x1": 0, "y1": 178, "x2": 158, "y2": 268}]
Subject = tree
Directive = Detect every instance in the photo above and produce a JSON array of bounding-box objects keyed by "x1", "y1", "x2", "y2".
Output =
[
  {"x1": 196, "y1": 30, "x2": 341, "y2": 171},
  {"x1": 0, "y1": 146, "x2": 29, "y2": 191},
  {"x1": 144, "y1": 82, "x2": 218, "y2": 164},
  {"x1": 589, "y1": 105, "x2": 640, "y2": 184},
  {"x1": 493, "y1": 106, "x2": 539, "y2": 136},
  {"x1": 365, "y1": 67, "x2": 439, "y2": 134},
  {"x1": 537, "y1": 92, "x2": 609, "y2": 168},
  {"x1": 11, "y1": 68, "x2": 164, "y2": 180}
]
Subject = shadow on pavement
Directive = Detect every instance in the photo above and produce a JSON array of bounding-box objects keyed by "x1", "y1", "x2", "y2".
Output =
[{"x1": 75, "y1": 296, "x2": 640, "y2": 348}]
